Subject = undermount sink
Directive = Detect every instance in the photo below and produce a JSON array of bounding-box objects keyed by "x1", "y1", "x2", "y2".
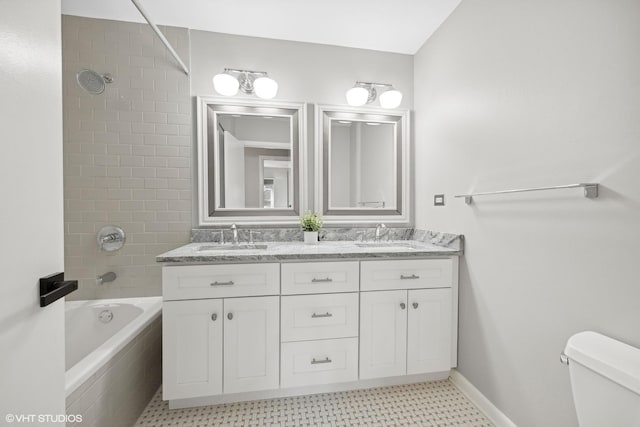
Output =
[
  {"x1": 355, "y1": 242, "x2": 417, "y2": 249},
  {"x1": 197, "y1": 244, "x2": 268, "y2": 251}
]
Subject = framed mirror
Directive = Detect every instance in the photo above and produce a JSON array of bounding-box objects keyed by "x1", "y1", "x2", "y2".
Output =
[
  {"x1": 197, "y1": 97, "x2": 307, "y2": 226},
  {"x1": 315, "y1": 104, "x2": 410, "y2": 225}
]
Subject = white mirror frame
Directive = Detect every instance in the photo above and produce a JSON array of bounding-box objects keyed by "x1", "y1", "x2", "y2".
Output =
[
  {"x1": 197, "y1": 96, "x2": 308, "y2": 226},
  {"x1": 314, "y1": 104, "x2": 411, "y2": 225}
]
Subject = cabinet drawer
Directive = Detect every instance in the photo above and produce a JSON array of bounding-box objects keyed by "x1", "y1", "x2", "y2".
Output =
[
  {"x1": 361, "y1": 259, "x2": 453, "y2": 291},
  {"x1": 281, "y1": 261, "x2": 359, "y2": 295},
  {"x1": 281, "y1": 338, "x2": 358, "y2": 388},
  {"x1": 281, "y1": 293, "x2": 358, "y2": 342},
  {"x1": 163, "y1": 264, "x2": 280, "y2": 300}
]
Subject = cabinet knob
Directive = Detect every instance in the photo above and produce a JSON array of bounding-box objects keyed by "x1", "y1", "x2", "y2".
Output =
[
  {"x1": 412, "y1": 302, "x2": 419, "y2": 309},
  {"x1": 211, "y1": 313, "x2": 217, "y2": 321},
  {"x1": 400, "y1": 302, "x2": 406, "y2": 310},
  {"x1": 227, "y1": 312, "x2": 233, "y2": 320}
]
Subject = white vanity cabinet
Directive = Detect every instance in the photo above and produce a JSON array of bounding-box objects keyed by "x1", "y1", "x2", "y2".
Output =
[
  {"x1": 280, "y1": 262, "x2": 361, "y2": 388},
  {"x1": 163, "y1": 299, "x2": 223, "y2": 399},
  {"x1": 223, "y1": 296, "x2": 280, "y2": 394},
  {"x1": 162, "y1": 264, "x2": 280, "y2": 401},
  {"x1": 360, "y1": 260, "x2": 454, "y2": 380},
  {"x1": 161, "y1": 256, "x2": 458, "y2": 408}
]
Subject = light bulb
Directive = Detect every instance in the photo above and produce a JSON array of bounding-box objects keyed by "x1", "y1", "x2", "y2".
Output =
[
  {"x1": 346, "y1": 87, "x2": 369, "y2": 106},
  {"x1": 213, "y1": 73, "x2": 239, "y2": 96},
  {"x1": 254, "y1": 76, "x2": 278, "y2": 99},
  {"x1": 379, "y1": 89, "x2": 402, "y2": 109}
]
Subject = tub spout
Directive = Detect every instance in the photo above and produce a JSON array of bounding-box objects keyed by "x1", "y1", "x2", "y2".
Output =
[{"x1": 96, "y1": 272, "x2": 117, "y2": 285}]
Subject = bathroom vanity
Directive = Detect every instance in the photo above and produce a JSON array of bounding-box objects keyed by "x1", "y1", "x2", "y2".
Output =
[{"x1": 157, "y1": 239, "x2": 461, "y2": 409}]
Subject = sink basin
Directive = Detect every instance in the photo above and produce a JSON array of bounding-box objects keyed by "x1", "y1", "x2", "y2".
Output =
[
  {"x1": 197, "y1": 244, "x2": 268, "y2": 251},
  {"x1": 355, "y1": 242, "x2": 417, "y2": 249}
]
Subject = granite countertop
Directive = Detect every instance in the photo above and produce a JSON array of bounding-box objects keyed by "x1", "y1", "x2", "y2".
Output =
[{"x1": 156, "y1": 240, "x2": 462, "y2": 264}]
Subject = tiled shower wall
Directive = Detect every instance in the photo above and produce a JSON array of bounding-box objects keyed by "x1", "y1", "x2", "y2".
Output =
[{"x1": 62, "y1": 16, "x2": 191, "y2": 299}]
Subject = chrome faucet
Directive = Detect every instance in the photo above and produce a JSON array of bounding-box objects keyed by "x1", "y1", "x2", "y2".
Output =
[
  {"x1": 96, "y1": 272, "x2": 117, "y2": 285},
  {"x1": 230, "y1": 223, "x2": 239, "y2": 245},
  {"x1": 375, "y1": 223, "x2": 387, "y2": 242}
]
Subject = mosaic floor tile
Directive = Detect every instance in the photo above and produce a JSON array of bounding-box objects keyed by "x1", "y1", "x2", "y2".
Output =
[{"x1": 135, "y1": 380, "x2": 493, "y2": 427}]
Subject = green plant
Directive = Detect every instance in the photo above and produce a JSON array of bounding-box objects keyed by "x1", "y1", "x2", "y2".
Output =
[{"x1": 299, "y1": 211, "x2": 323, "y2": 232}]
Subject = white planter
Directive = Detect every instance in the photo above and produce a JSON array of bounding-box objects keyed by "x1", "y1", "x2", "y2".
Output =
[{"x1": 303, "y1": 231, "x2": 318, "y2": 245}]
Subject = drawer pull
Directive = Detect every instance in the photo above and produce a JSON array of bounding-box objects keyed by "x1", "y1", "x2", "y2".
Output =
[
  {"x1": 211, "y1": 313, "x2": 217, "y2": 321},
  {"x1": 412, "y1": 302, "x2": 419, "y2": 309},
  {"x1": 227, "y1": 313, "x2": 233, "y2": 320},
  {"x1": 311, "y1": 277, "x2": 333, "y2": 283},
  {"x1": 311, "y1": 357, "x2": 332, "y2": 365},
  {"x1": 400, "y1": 302, "x2": 406, "y2": 310},
  {"x1": 210, "y1": 280, "x2": 234, "y2": 286},
  {"x1": 311, "y1": 312, "x2": 333, "y2": 318},
  {"x1": 400, "y1": 274, "x2": 420, "y2": 280}
]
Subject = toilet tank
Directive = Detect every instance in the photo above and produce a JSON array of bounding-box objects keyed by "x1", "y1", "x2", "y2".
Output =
[{"x1": 564, "y1": 331, "x2": 640, "y2": 427}]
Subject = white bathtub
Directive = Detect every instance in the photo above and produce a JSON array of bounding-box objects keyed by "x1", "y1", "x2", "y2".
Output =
[{"x1": 65, "y1": 296, "x2": 162, "y2": 397}]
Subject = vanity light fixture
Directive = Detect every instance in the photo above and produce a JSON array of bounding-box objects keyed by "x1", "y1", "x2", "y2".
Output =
[
  {"x1": 345, "y1": 81, "x2": 403, "y2": 109},
  {"x1": 213, "y1": 68, "x2": 278, "y2": 99}
]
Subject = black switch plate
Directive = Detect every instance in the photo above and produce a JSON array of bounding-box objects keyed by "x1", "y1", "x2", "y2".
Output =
[{"x1": 434, "y1": 194, "x2": 445, "y2": 206}]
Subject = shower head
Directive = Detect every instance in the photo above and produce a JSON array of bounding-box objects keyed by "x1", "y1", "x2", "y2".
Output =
[{"x1": 76, "y1": 69, "x2": 113, "y2": 95}]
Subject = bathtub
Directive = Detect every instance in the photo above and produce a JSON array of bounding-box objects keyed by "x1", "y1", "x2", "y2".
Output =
[{"x1": 65, "y1": 297, "x2": 162, "y2": 426}]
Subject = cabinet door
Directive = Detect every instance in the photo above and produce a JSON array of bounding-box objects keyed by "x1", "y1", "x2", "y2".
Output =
[
  {"x1": 407, "y1": 288, "x2": 452, "y2": 374},
  {"x1": 224, "y1": 296, "x2": 280, "y2": 393},
  {"x1": 359, "y1": 290, "x2": 407, "y2": 379},
  {"x1": 163, "y1": 299, "x2": 223, "y2": 400}
]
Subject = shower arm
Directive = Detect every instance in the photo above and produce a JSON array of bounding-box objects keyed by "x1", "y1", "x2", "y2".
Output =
[{"x1": 130, "y1": 0, "x2": 190, "y2": 75}]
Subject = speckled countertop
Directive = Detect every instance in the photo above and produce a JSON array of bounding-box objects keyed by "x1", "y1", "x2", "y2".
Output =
[{"x1": 156, "y1": 240, "x2": 462, "y2": 264}]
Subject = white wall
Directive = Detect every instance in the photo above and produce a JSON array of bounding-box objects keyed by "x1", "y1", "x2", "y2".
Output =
[
  {"x1": 414, "y1": 0, "x2": 640, "y2": 425},
  {"x1": 0, "y1": 0, "x2": 66, "y2": 421}
]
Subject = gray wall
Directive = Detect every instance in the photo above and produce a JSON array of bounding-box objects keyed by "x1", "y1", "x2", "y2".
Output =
[
  {"x1": 62, "y1": 16, "x2": 192, "y2": 300},
  {"x1": 330, "y1": 125, "x2": 352, "y2": 206},
  {"x1": 190, "y1": 31, "x2": 414, "y2": 108},
  {"x1": 330, "y1": 123, "x2": 396, "y2": 208},
  {"x1": 413, "y1": 0, "x2": 640, "y2": 425}
]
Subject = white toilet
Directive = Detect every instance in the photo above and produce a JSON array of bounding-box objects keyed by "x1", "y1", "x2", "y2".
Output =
[{"x1": 564, "y1": 331, "x2": 640, "y2": 427}]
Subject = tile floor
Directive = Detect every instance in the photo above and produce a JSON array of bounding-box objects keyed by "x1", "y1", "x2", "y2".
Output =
[{"x1": 135, "y1": 380, "x2": 493, "y2": 426}]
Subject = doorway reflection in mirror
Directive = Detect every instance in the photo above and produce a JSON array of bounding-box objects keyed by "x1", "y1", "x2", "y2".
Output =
[{"x1": 217, "y1": 114, "x2": 292, "y2": 209}]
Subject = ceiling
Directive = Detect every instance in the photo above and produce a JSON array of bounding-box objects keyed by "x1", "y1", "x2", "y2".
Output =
[{"x1": 61, "y1": 0, "x2": 462, "y2": 55}]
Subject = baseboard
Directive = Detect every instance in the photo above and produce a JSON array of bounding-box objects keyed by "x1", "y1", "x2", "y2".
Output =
[
  {"x1": 449, "y1": 369, "x2": 517, "y2": 427},
  {"x1": 169, "y1": 371, "x2": 450, "y2": 409}
]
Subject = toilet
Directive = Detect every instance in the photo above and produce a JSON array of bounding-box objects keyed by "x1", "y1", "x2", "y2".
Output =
[{"x1": 564, "y1": 331, "x2": 640, "y2": 427}]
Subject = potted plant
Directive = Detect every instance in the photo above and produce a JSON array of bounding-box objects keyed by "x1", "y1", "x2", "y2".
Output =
[{"x1": 299, "y1": 211, "x2": 323, "y2": 244}]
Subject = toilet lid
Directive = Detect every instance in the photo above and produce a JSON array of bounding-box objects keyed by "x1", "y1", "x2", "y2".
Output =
[{"x1": 565, "y1": 331, "x2": 640, "y2": 395}]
